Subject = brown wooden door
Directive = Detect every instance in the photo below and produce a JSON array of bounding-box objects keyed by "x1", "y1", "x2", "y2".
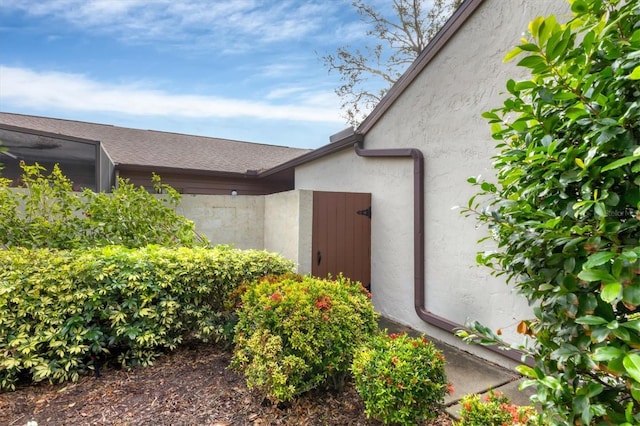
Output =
[{"x1": 312, "y1": 191, "x2": 371, "y2": 288}]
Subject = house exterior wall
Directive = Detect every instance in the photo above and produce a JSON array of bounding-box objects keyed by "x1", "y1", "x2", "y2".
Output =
[{"x1": 295, "y1": 0, "x2": 571, "y2": 365}]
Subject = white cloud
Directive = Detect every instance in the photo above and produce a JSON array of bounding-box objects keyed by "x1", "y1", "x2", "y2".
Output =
[
  {"x1": 5, "y1": 0, "x2": 341, "y2": 51},
  {"x1": 266, "y1": 86, "x2": 307, "y2": 100},
  {"x1": 0, "y1": 65, "x2": 343, "y2": 123},
  {"x1": 256, "y1": 63, "x2": 306, "y2": 78}
]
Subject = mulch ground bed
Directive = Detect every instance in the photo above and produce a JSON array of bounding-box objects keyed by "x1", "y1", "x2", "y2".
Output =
[{"x1": 0, "y1": 342, "x2": 453, "y2": 426}]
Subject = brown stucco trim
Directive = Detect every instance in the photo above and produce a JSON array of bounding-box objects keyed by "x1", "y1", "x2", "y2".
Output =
[{"x1": 356, "y1": 0, "x2": 486, "y2": 135}]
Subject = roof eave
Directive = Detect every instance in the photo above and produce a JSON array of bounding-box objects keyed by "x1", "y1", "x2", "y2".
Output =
[
  {"x1": 0, "y1": 123, "x2": 101, "y2": 145},
  {"x1": 115, "y1": 163, "x2": 258, "y2": 179},
  {"x1": 258, "y1": 128, "x2": 363, "y2": 177}
]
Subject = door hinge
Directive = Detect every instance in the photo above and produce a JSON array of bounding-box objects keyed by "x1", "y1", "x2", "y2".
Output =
[{"x1": 356, "y1": 207, "x2": 371, "y2": 219}]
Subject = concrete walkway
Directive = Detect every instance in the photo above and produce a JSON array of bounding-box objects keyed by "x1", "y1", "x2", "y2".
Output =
[{"x1": 378, "y1": 317, "x2": 535, "y2": 419}]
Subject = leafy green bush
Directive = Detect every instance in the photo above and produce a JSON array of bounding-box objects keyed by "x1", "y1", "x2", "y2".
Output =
[
  {"x1": 231, "y1": 274, "x2": 378, "y2": 404},
  {"x1": 0, "y1": 162, "x2": 205, "y2": 249},
  {"x1": 0, "y1": 245, "x2": 294, "y2": 390},
  {"x1": 455, "y1": 390, "x2": 538, "y2": 426},
  {"x1": 351, "y1": 331, "x2": 450, "y2": 425},
  {"x1": 460, "y1": 0, "x2": 640, "y2": 424}
]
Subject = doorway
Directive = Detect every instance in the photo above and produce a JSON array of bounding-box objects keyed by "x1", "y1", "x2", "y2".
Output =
[{"x1": 311, "y1": 191, "x2": 371, "y2": 289}]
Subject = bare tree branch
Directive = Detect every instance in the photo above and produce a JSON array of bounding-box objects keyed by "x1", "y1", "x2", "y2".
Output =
[{"x1": 321, "y1": 0, "x2": 463, "y2": 126}]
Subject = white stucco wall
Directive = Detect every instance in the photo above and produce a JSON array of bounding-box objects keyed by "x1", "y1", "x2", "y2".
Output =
[
  {"x1": 264, "y1": 190, "x2": 313, "y2": 273},
  {"x1": 295, "y1": 0, "x2": 571, "y2": 366},
  {"x1": 177, "y1": 191, "x2": 313, "y2": 273},
  {"x1": 177, "y1": 194, "x2": 265, "y2": 249}
]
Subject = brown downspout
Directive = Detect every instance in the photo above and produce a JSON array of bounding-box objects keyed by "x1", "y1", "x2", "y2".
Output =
[{"x1": 354, "y1": 138, "x2": 524, "y2": 363}]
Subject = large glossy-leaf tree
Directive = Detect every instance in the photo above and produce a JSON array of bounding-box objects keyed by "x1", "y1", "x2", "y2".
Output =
[{"x1": 460, "y1": 0, "x2": 640, "y2": 424}]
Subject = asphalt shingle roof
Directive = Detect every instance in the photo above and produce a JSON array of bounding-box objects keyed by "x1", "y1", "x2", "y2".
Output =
[{"x1": 0, "y1": 112, "x2": 311, "y2": 174}]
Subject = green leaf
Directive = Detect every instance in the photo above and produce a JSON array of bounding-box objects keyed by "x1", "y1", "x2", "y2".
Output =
[
  {"x1": 601, "y1": 282, "x2": 622, "y2": 304},
  {"x1": 504, "y1": 46, "x2": 523, "y2": 62},
  {"x1": 573, "y1": 395, "x2": 592, "y2": 426},
  {"x1": 563, "y1": 237, "x2": 586, "y2": 254},
  {"x1": 552, "y1": 27, "x2": 573, "y2": 60},
  {"x1": 546, "y1": 30, "x2": 563, "y2": 60},
  {"x1": 553, "y1": 91, "x2": 577, "y2": 101},
  {"x1": 540, "y1": 375, "x2": 563, "y2": 391},
  {"x1": 571, "y1": 0, "x2": 588, "y2": 14},
  {"x1": 596, "y1": 128, "x2": 620, "y2": 145},
  {"x1": 538, "y1": 15, "x2": 558, "y2": 46},
  {"x1": 604, "y1": 192, "x2": 620, "y2": 206},
  {"x1": 517, "y1": 55, "x2": 546, "y2": 70},
  {"x1": 623, "y1": 354, "x2": 640, "y2": 383},
  {"x1": 631, "y1": 383, "x2": 640, "y2": 402},
  {"x1": 553, "y1": 344, "x2": 581, "y2": 359},
  {"x1": 623, "y1": 286, "x2": 640, "y2": 307},
  {"x1": 594, "y1": 202, "x2": 607, "y2": 217},
  {"x1": 560, "y1": 170, "x2": 581, "y2": 185},
  {"x1": 630, "y1": 65, "x2": 640, "y2": 80},
  {"x1": 592, "y1": 346, "x2": 624, "y2": 361},
  {"x1": 613, "y1": 327, "x2": 631, "y2": 342},
  {"x1": 566, "y1": 106, "x2": 588, "y2": 120},
  {"x1": 582, "y1": 383, "x2": 604, "y2": 398},
  {"x1": 622, "y1": 320, "x2": 640, "y2": 332},
  {"x1": 609, "y1": 356, "x2": 626, "y2": 375},
  {"x1": 564, "y1": 257, "x2": 576, "y2": 273},
  {"x1": 584, "y1": 252, "x2": 616, "y2": 268},
  {"x1": 576, "y1": 315, "x2": 608, "y2": 325},
  {"x1": 515, "y1": 80, "x2": 538, "y2": 91},
  {"x1": 481, "y1": 111, "x2": 500, "y2": 121},
  {"x1": 612, "y1": 257, "x2": 625, "y2": 278},
  {"x1": 528, "y1": 16, "x2": 544, "y2": 40},
  {"x1": 601, "y1": 156, "x2": 638, "y2": 172},
  {"x1": 520, "y1": 43, "x2": 541, "y2": 52},
  {"x1": 516, "y1": 365, "x2": 538, "y2": 378},
  {"x1": 591, "y1": 327, "x2": 611, "y2": 343},
  {"x1": 578, "y1": 269, "x2": 615, "y2": 282}
]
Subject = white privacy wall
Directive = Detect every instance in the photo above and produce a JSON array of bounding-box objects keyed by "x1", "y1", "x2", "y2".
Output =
[
  {"x1": 177, "y1": 190, "x2": 313, "y2": 273},
  {"x1": 296, "y1": 0, "x2": 571, "y2": 365},
  {"x1": 177, "y1": 194, "x2": 265, "y2": 249},
  {"x1": 264, "y1": 190, "x2": 314, "y2": 274}
]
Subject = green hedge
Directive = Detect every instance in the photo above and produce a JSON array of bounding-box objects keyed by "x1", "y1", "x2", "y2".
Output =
[
  {"x1": 0, "y1": 245, "x2": 294, "y2": 390},
  {"x1": 231, "y1": 274, "x2": 378, "y2": 403},
  {"x1": 0, "y1": 163, "x2": 205, "y2": 250}
]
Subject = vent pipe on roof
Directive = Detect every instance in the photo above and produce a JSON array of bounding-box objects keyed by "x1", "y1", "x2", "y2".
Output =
[
  {"x1": 353, "y1": 137, "x2": 523, "y2": 363},
  {"x1": 330, "y1": 127, "x2": 356, "y2": 143}
]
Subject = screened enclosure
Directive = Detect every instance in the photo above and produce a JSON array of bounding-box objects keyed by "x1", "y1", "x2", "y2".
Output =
[{"x1": 0, "y1": 125, "x2": 114, "y2": 192}]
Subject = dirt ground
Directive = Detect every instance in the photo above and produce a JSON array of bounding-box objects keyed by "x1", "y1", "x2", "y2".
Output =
[{"x1": 0, "y1": 342, "x2": 454, "y2": 426}]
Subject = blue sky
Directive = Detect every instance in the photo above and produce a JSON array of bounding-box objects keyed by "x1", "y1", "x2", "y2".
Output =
[{"x1": 0, "y1": 0, "x2": 385, "y2": 149}]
